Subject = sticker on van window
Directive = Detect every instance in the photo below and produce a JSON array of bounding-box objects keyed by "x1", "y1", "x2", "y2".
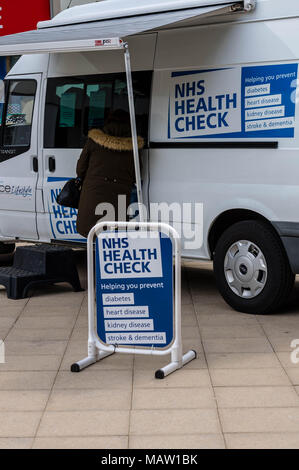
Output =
[
  {"x1": 59, "y1": 93, "x2": 76, "y2": 128},
  {"x1": 168, "y1": 63, "x2": 298, "y2": 139}
]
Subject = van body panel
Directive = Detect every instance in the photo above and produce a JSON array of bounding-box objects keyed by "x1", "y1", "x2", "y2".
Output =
[
  {"x1": 47, "y1": 34, "x2": 156, "y2": 78},
  {"x1": 154, "y1": 18, "x2": 299, "y2": 73},
  {"x1": 148, "y1": 146, "x2": 299, "y2": 258},
  {"x1": 6, "y1": 54, "x2": 49, "y2": 77}
]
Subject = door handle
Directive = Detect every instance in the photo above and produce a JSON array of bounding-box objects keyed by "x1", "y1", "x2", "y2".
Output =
[
  {"x1": 32, "y1": 156, "x2": 38, "y2": 173},
  {"x1": 48, "y1": 156, "x2": 56, "y2": 173}
]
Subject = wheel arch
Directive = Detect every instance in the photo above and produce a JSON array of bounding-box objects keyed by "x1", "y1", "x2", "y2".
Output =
[{"x1": 208, "y1": 209, "x2": 280, "y2": 259}]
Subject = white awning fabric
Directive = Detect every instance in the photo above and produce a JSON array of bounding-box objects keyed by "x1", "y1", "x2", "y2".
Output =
[
  {"x1": 0, "y1": 1, "x2": 250, "y2": 56},
  {"x1": 38, "y1": 0, "x2": 252, "y2": 28}
]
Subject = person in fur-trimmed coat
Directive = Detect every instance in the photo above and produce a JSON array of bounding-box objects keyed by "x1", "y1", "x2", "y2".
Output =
[{"x1": 76, "y1": 110, "x2": 144, "y2": 238}]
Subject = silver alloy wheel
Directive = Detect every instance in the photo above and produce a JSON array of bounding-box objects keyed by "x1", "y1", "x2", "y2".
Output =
[{"x1": 224, "y1": 240, "x2": 268, "y2": 299}]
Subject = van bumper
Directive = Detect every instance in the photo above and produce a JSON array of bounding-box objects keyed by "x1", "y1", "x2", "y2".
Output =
[{"x1": 272, "y1": 222, "x2": 299, "y2": 274}]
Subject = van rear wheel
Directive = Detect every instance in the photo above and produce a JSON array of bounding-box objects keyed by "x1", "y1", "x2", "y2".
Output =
[
  {"x1": 213, "y1": 220, "x2": 295, "y2": 315},
  {"x1": 0, "y1": 243, "x2": 15, "y2": 255}
]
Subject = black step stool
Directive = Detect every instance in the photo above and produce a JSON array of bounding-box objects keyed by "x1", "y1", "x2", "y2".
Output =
[{"x1": 0, "y1": 244, "x2": 83, "y2": 299}]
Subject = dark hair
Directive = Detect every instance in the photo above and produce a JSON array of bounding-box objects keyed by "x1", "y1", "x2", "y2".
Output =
[{"x1": 103, "y1": 109, "x2": 132, "y2": 138}]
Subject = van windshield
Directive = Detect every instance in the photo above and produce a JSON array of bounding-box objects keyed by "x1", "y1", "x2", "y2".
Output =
[{"x1": 44, "y1": 71, "x2": 152, "y2": 149}]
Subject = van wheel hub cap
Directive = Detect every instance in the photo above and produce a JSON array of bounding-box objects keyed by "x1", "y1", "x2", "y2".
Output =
[{"x1": 224, "y1": 240, "x2": 267, "y2": 299}]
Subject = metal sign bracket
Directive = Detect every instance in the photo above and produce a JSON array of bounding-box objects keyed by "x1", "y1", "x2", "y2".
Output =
[{"x1": 244, "y1": 0, "x2": 256, "y2": 11}]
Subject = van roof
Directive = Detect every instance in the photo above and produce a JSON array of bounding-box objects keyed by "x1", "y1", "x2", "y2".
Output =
[{"x1": 38, "y1": 0, "x2": 240, "y2": 28}]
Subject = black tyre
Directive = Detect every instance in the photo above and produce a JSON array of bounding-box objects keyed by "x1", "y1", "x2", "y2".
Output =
[
  {"x1": 213, "y1": 220, "x2": 295, "y2": 314},
  {"x1": 0, "y1": 243, "x2": 15, "y2": 255}
]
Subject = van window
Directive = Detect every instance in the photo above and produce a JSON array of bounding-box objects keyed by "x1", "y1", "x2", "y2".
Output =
[
  {"x1": 2, "y1": 80, "x2": 36, "y2": 148},
  {"x1": 44, "y1": 71, "x2": 152, "y2": 149}
]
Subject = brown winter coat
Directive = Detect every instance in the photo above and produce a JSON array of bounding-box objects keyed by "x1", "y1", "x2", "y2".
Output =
[{"x1": 76, "y1": 128, "x2": 144, "y2": 238}]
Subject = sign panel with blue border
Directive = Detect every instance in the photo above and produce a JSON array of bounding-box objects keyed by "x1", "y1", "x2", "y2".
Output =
[
  {"x1": 169, "y1": 63, "x2": 298, "y2": 139},
  {"x1": 95, "y1": 231, "x2": 174, "y2": 349}
]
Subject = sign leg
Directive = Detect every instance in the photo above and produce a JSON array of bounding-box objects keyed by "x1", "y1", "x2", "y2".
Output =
[
  {"x1": 155, "y1": 350, "x2": 197, "y2": 379},
  {"x1": 71, "y1": 351, "x2": 115, "y2": 372},
  {"x1": 71, "y1": 356, "x2": 97, "y2": 373},
  {"x1": 71, "y1": 342, "x2": 115, "y2": 372}
]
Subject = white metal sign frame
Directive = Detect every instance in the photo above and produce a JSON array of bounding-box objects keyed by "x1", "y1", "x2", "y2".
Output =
[{"x1": 71, "y1": 221, "x2": 196, "y2": 379}]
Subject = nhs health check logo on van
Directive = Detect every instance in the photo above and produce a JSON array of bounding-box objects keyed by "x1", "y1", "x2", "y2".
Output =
[{"x1": 169, "y1": 63, "x2": 298, "y2": 139}]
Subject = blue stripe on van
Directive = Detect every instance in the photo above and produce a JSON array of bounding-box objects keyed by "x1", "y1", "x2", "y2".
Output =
[
  {"x1": 47, "y1": 177, "x2": 71, "y2": 182},
  {"x1": 171, "y1": 68, "x2": 231, "y2": 78},
  {"x1": 60, "y1": 238, "x2": 87, "y2": 242},
  {"x1": 47, "y1": 201, "x2": 56, "y2": 240}
]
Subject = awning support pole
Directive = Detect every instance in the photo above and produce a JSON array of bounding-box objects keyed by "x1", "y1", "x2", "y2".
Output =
[{"x1": 124, "y1": 42, "x2": 145, "y2": 222}]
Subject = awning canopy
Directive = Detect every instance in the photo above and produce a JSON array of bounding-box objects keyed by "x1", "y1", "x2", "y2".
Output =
[
  {"x1": 38, "y1": 0, "x2": 255, "y2": 28},
  {"x1": 0, "y1": 1, "x2": 254, "y2": 56}
]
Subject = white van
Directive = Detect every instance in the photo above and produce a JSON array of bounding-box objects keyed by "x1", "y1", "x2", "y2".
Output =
[{"x1": 0, "y1": 0, "x2": 298, "y2": 314}]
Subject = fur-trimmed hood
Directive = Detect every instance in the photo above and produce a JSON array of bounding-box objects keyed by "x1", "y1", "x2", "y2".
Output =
[{"x1": 88, "y1": 128, "x2": 144, "y2": 152}]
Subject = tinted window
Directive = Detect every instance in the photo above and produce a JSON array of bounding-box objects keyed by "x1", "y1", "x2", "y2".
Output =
[
  {"x1": 3, "y1": 80, "x2": 36, "y2": 147},
  {"x1": 44, "y1": 71, "x2": 152, "y2": 149}
]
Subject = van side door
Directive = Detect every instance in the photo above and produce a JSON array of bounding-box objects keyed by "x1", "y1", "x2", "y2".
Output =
[
  {"x1": 40, "y1": 76, "x2": 85, "y2": 243},
  {"x1": 0, "y1": 75, "x2": 40, "y2": 240},
  {"x1": 40, "y1": 72, "x2": 152, "y2": 243}
]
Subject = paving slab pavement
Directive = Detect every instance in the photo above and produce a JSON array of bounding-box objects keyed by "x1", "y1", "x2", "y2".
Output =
[{"x1": 0, "y1": 251, "x2": 299, "y2": 449}]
